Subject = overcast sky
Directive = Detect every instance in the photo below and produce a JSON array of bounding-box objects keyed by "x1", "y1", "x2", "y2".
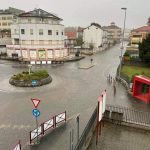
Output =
[{"x1": 1, "y1": 0, "x2": 150, "y2": 29}]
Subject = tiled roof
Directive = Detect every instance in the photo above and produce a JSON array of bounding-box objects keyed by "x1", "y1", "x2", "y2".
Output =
[
  {"x1": 65, "y1": 31, "x2": 77, "y2": 39},
  {"x1": 91, "y1": 23, "x2": 101, "y2": 28},
  {"x1": 132, "y1": 26, "x2": 150, "y2": 32},
  {"x1": 83, "y1": 23, "x2": 102, "y2": 31},
  {"x1": 19, "y1": 8, "x2": 62, "y2": 20}
]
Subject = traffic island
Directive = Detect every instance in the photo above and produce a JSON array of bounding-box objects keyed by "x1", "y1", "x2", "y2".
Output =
[
  {"x1": 78, "y1": 64, "x2": 95, "y2": 69},
  {"x1": 9, "y1": 70, "x2": 52, "y2": 87},
  {"x1": 64, "y1": 56, "x2": 85, "y2": 62}
]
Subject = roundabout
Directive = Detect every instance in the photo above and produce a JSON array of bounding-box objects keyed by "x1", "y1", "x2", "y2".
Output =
[{"x1": 9, "y1": 70, "x2": 52, "y2": 87}]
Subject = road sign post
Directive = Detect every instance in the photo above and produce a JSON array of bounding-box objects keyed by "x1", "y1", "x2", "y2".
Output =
[
  {"x1": 31, "y1": 98, "x2": 41, "y2": 145},
  {"x1": 32, "y1": 108, "x2": 41, "y2": 144},
  {"x1": 76, "y1": 115, "x2": 80, "y2": 142}
]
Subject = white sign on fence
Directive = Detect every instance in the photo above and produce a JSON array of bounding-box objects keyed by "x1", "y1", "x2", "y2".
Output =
[
  {"x1": 13, "y1": 142, "x2": 21, "y2": 150},
  {"x1": 98, "y1": 96, "x2": 103, "y2": 122},
  {"x1": 102, "y1": 90, "x2": 107, "y2": 113},
  {"x1": 31, "y1": 126, "x2": 42, "y2": 141},
  {"x1": 44, "y1": 118, "x2": 54, "y2": 132},
  {"x1": 56, "y1": 112, "x2": 66, "y2": 125}
]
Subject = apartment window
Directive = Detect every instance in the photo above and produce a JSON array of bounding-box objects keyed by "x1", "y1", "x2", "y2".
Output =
[
  {"x1": 48, "y1": 30, "x2": 52, "y2": 35},
  {"x1": 2, "y1": 22, "x2": 7, "y2": 26},
  {"x1": 2, "y1": 17, "x2": 6, "y2": 20},
  {"x1": 14, "y1": 39, "x2": 19, "y2": 45},
  {"x1": 39, "y1": 29, "x2": 43, "y2": 35},
  {"x1": 8, "y1": 22, "x2": 11, "y2": 26},
  {"x1": 30, "y1": 29, "x2": 33, "y2": 35},
  {"x1": 28, "y1": 18, "x2": 31, "y2": 23},
  {"x1": 7, "y1": 16, "x2": 12, "y2": 20},
  {"x1": 56, "y1": 30, "x2": 59, "y2": 35},
  {"x1": 21, "y1": 29, "x2": 25, "y2": 34}
]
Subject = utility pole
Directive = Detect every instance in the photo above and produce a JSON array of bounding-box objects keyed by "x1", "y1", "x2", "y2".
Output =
[{"x1": 118, "y1": 7, "x2": 127, "y2": 79}]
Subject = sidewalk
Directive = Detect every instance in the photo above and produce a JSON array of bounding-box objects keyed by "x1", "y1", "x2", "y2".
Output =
[{"x1": 88, "y1": 122, "x2": 150, "y2": 150}]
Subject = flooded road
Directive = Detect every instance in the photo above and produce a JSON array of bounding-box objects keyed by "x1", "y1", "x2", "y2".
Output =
[{"x1": 0, "y1": 44, "x2": 150, "y2": 149}]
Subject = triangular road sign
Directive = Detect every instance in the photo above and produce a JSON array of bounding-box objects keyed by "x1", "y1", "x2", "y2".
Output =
[{"x1": 31, "y1": 98, "x2": 41, "y2": 108}]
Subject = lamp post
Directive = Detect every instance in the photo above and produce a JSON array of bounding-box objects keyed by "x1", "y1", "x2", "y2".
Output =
[
  {"x1": 118, "y1": 7, "x2": 127, "y2": 79},
  {"x1": 28, "y1": 64, "x2": 32, "y2": 75}
]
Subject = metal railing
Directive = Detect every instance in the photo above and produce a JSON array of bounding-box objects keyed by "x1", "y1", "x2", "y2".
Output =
[
  {"x1": 74, "y1": 107, "x2": 97, "y2": 150},
  {"x1": 105, "y1": 104, "x2": 150, "y2": 126}
]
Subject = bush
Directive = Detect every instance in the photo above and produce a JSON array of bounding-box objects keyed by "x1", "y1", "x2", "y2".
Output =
[{"x1": 11, "y1": 70, "x2": 49, "y2": 81}]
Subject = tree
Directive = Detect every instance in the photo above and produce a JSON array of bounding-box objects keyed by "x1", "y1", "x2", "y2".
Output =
[
  {"x1": 75, "y1": 36, "x2": 83, "y2": 47},
  {"x1": 147, "y1": 17, "x2": 150, "y2": 26},
  {"x1": 139, "y1": 34, "x2": 150, "y2": 63}
]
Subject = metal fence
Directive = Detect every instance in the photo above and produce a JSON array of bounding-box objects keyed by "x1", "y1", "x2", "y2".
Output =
[
  {"x1": 74, "y1": 107, "x2": 97, "y2": 150},
  {"x1": 105, "y1": 105, "x2": 150, "y2": 127}
]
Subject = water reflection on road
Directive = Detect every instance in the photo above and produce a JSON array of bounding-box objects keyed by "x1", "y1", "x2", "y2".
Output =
[{"x1": 0, "y1": 44, "x2": 150, "y2": 150}]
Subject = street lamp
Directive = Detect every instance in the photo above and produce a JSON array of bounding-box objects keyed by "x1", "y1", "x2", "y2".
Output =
[
  {"x1": 118, "y1": 7, "x2": 127, "y2": 79},
  {"x1": 28, "y1": 64, "x2": 32, "y2": 75}
]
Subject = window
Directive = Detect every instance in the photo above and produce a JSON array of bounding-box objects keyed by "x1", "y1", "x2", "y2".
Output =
[
  {"x1": 56, "y1": 30, "x2": 59, "y2": 35},
  {"x1": 39, "y1": 29, "x2": 43, "y2": 35},
  {"x1": 142, "y1": 84, "x2": 149, "y2": 94},
  {"x1": 7, "y1": 16, "x2": 12, "y2": 20},
  {"x1": 48, "y1": 30, "x2": 52, "y2": 35},
  {"x1": 21, "y1": 29, "x2": 25, "y2": 34},
  {"x1": 30, "y1": 29, "x2": 33, "y2": 35},
  {"x1": 14, "y1": 39, "x2": 19, "y2": 45},
  {"x1": 2, "y1": 22, "x2": 7, "y2": 26},
  {"x1": 62, "y1": 32, "x2": 64, "y2": 35},
  {"x1": 28, "y1": 18, "x2": 31, "y2": 23},
  {"x1": 2, "y1": 17, "x2": 6, "y2": 20},
  {"x1": 8, "y1": 22, "x2": 11, "y2": 26}
]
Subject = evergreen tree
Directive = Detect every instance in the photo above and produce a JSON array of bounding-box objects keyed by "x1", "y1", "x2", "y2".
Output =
[{"x1": 139, "y1": 34, "x2": 150, "y2": 63}]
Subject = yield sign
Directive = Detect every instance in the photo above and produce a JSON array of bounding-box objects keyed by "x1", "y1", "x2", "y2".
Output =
[{"x1": 31, "y1": 98, "x2": 41, "y2": 108}]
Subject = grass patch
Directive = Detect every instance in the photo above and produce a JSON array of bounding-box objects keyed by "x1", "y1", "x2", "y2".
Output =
[
  {"x1": 121, "y1": 65, "x2": 150, "y2": 82},
  {"x1": 12, "y1": 70, "x2": 49, "y2": 81}
]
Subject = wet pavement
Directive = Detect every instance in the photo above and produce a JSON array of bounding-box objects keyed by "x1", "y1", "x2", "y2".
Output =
[
  {"x1": 0, "y1": 44, "x2": 150, "y2": 149},
  {"x1": 88, "y1": 122, "x2": 150, "y2": 150}
]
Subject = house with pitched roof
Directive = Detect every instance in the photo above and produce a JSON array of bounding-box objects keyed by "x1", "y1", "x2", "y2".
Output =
[
  {"x1": 83, "y1": 23, "x2": 109, "y2": 52},
  {"x1": 6, "y1": 8, "x2": 68, "y2": 64},
  {"x1": 126, "y1": 17, "x2": 150, "y2": 57},
  {"x1": 103, "y1": 22, "x2": 121, "y2": 44}
]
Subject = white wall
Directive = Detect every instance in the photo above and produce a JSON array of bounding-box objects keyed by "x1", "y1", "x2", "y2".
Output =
[
  {"x1": 83, "y1": 25, "x2": 103, "y2": 48},
  {"x1": 11, "y1": 24, "x2": 65, "y2": 41}
]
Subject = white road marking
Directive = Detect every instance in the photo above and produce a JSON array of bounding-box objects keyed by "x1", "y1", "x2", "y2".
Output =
[
  {"x1": 0, "y1": 124, "x2": 31, "y2": 130},
  {"x1": 0, "y1": 89, "x2": 8, "y2": 93}
]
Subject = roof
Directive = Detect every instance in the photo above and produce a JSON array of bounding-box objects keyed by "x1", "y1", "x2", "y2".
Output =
[
  {"x1": 135, "y1": 75, "x2": 150, "y2": 84},
  {"x1": 83, "y1": 22, "x2": 102, "y2": 31},
  {"x1": 18, "y1": 8, "x2": 62, "y2": 20},
  {"x1": 65, "y1": 31, "x2": 77, "y2": 40},
  {"x1": 132, "y1": 26, "x2": 150, "y2": 32}
]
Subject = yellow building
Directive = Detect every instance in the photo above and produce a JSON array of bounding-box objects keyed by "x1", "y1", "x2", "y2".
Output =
[{"x1": 131, "y1": 26, "x2": 150, "y2": 47}]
